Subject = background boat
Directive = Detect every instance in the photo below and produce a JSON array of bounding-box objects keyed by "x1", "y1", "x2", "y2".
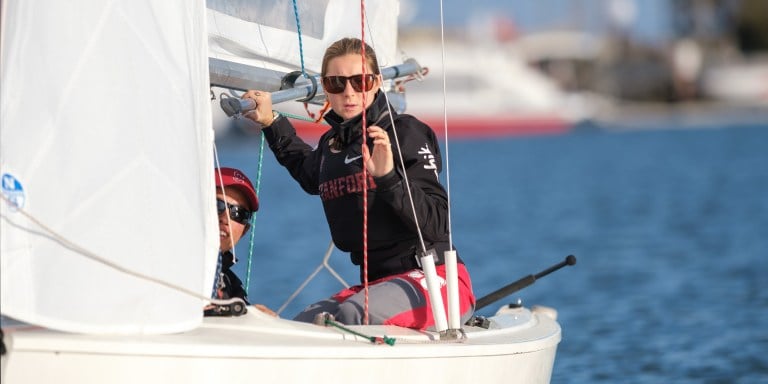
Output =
[{"x1": 396, "y1": 35, "x2": 577, "y2": 139}]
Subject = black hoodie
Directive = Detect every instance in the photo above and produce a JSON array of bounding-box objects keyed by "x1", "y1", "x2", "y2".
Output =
[{"x1": 262, "y1": 91, "x2": 463, "y2": 282}]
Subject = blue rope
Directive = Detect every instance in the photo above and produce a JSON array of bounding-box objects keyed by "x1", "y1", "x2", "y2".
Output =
[
  {"x1": 243, "y1": 1, "x2": 306, "y2": 293},
  {"x1": 244, "y1": 132, "x2": 266, "y2": 292},
  {"x1": 291, "y1": 0, "x2": 308, "y2": 77}
]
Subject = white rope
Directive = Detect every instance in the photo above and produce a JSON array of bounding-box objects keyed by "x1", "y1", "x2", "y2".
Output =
[
  {"x1": 213, "y1": 143, "x2": 239, "y2": 258},
  {"x1": 0, "y1": 184, "x2": 240, "y2": 308},
  {"x1": 380, "y1": 86, "x2": 429, "y2": 255}
]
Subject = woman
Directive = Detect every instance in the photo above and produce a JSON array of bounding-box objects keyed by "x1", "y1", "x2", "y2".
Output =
[
  {"x1": 206, "y1": 167, "x2": 276, "y2": 317},
  {"x1": 242, "y1": 37, "x2": 474, "y2": 329}
]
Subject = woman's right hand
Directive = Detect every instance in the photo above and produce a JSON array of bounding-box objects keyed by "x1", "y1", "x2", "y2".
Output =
[
  {"x1": 242, "y1": 90, "x2": 276, "y2": 127},
  {"x1": 363, "y1": 125, "x2": 394, "y2": 177}
]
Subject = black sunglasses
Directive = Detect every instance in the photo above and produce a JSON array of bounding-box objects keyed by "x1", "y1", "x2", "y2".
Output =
[
  {"x1": 216, "y1": 198, "x2": 252, "y2": 225},
  {"x1": 321, "y1": 74, "x2": 376, "y2": 94}
]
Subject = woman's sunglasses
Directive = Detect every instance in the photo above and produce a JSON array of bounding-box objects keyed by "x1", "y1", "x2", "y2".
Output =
[
  {"x1": 216, "y1": 198, "x2": 252, "y2": 225},
  {"x1": 321, "y1": 74, "x2": 376, "y2": 94}
]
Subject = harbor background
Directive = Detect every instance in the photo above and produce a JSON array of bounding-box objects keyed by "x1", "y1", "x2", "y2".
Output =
[{"x1": 399, "y1": 0, "x2": 768, "y2": 107}]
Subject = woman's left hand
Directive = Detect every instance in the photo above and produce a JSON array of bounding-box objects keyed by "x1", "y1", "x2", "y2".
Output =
[{"x1": 363, "y1": 125, "x2": 393, "y2": 177}]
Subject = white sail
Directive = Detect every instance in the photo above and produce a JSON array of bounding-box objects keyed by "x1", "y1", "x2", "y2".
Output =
[
  {"x1": 0, "y1": 0, "x2": 217, "y2": 334},
  {"x1": 207, "y1": 0, "x2": 400, "y2": 81}
]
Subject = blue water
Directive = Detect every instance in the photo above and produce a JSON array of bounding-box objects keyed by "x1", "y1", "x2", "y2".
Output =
[{"x1": 217, "y1": 122, "x2": 768, "y2": 383}]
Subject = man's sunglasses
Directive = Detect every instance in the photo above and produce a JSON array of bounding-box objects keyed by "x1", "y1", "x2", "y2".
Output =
[
  {"x1": 216, "y1": 198, "x2": 252, "y2": 225},
  {"x1": 321, "y1": 74, "x2": 376, "y2": 94}
]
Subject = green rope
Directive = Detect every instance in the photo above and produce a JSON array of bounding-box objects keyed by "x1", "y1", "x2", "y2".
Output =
[
  {"x1": 324, "y1": 318, "x2": 396, "y2": 346},
  {"x1": 290, "y1": 0, "x2": 308, "y2": 77},
  {"x1": 279, "y1": 111, "x2": 330, "y2": 124},
  {"x1": 241, "y1": 0, "x2": 325, "y2": 293},
  {"x1": 244, "y1": 131, "x2": 266, "y2": 292}
]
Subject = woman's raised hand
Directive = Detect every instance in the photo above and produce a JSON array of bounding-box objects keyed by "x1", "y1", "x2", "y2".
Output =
[
  {"x1": 242, "y1": 90, "x2": 276, "y2": 127},
  {"x1": 363, "y1": 125, "x2": 393, "y2": 177}
]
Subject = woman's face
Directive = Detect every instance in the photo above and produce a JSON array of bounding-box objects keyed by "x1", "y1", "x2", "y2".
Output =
[
  {"x1": 217, "y1": 186, "x2": 250, "y2": 252},
  {"x1": 324, "y1": 53, "x2": 380, "y2": 121}
]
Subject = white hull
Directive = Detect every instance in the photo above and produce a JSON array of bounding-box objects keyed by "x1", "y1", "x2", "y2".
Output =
[{"x1": 1, "y1": 306, "x2": 559, "y2": 383}]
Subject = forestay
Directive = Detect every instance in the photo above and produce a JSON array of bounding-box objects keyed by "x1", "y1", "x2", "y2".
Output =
[{"x1": 0, "y1": 0, "x2": 216, "y2": 334}]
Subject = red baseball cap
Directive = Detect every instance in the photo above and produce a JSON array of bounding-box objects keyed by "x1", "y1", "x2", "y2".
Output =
[{"x1": 215, "y1": 167, "x2": 259, "y2": 212}]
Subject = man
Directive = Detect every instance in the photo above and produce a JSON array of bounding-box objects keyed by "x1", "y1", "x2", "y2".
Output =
[{"x1": 207, "y1": 167, "x2": 275, "y2": 317}]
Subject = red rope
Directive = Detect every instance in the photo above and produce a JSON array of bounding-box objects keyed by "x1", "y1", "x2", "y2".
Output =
[
  {"x1": 360, "y1": 0, "x2": 369, "y2": 326},
  {"x1": 311, "y1": 101, "x2": 331, "y2": 123}
]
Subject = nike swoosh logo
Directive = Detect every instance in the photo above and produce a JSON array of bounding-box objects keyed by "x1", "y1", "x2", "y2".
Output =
[{"x1": 344, "y1": 154, "x2": 362, "y2": 164}]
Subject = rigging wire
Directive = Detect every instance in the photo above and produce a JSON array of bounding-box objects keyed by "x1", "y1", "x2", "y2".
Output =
[
  {"x1": 438, "y1": 2, "x2": 453, "y2": 249},
  {"x1": 213, "y1": 145, "x2": 238, "y2": 260},
  {"x1": 377, "y1": 101, "x2": 428, "y2": 257},
  {"x1": 436, "y1": 0, "x2": 460, "y2": 334},
  {"x1": 370, "y1": 5, "x2": 430, "y2": 258}
]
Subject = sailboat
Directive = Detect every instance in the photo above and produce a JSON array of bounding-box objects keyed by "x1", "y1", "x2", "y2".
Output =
[{"x1": 1, "y1": 1, "x2": 570, "y2": 383}]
